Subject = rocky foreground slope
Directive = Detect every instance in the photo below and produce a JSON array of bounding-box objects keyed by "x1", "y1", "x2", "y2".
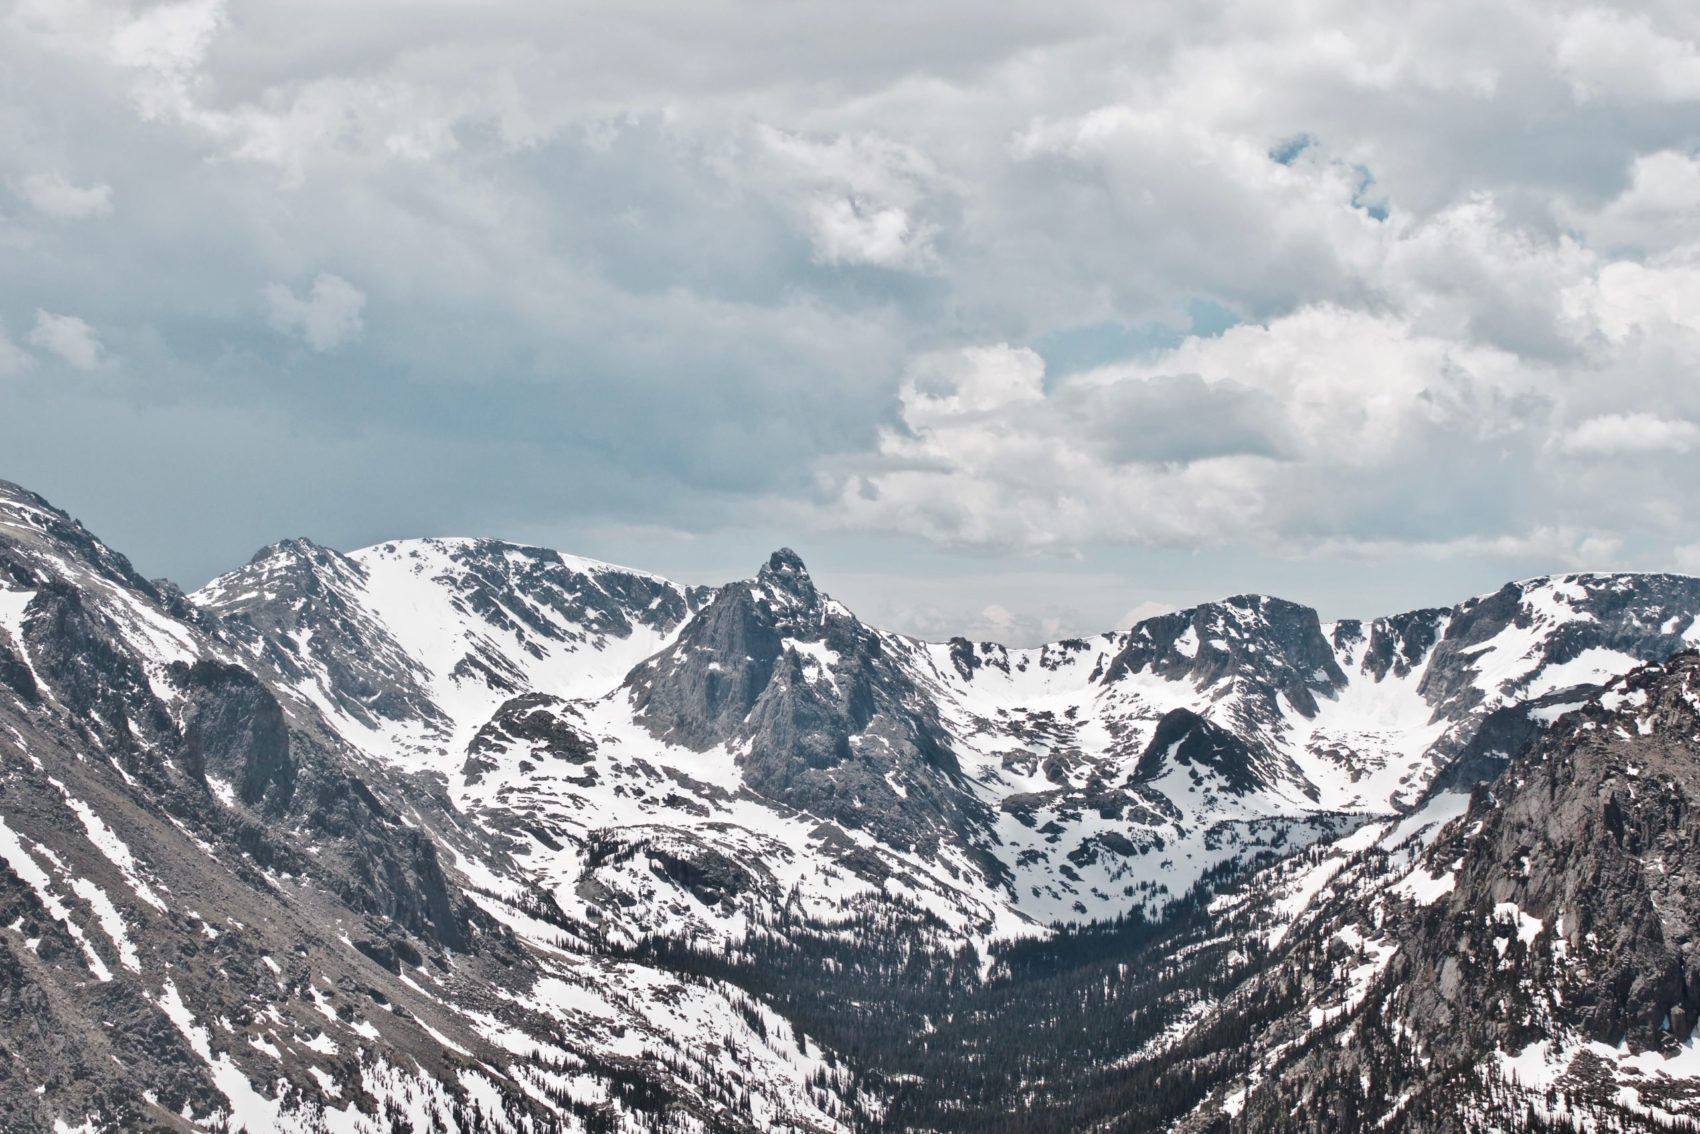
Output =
[
  {"x1": 3, "y1": 476, "x2": 1700, "y2": 1131},
  {"x1": 1164, "y1": 652, "x2": 1700, "y2": 1132}
]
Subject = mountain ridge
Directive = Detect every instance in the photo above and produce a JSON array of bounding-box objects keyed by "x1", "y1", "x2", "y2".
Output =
[{"x1": 6, "y1": 475, "x2": 1700, "y2": 1132}]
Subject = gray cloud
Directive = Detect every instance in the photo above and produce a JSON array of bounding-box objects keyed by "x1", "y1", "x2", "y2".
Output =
[
  {"x1": 27, "y1": 310, "x2": 102, "y2": 370},
  {"x1": 16, "y1": 172, "x2": 112, "y2": 220},
  {"x1": 265, "y1": 273, "x2": 366, "y2": 352},
  {"x1": 4, "y1": 0, "x2": 1700, "y2": 642},
  {"x1": 1062, "y1": 374, "x2": 1291, "y2": 465}
]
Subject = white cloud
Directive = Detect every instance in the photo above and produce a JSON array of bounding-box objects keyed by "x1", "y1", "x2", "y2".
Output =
[
  {"x1": 1555, "y1": 9, "x2": 1700, "y2": 103},
  {"x1": 27, "y1": 311, "x2": 103, "y2": 370},
  {"x1": 1120, "y1": 600, "x2": 1176, "y2": 627},
  {"x1": 825, "y1": 309, "x2": 1548, "y2": 553},
  {"x1": 1555, "y1": 412, "x2": 1700, "y2": 456},
  {"x1": 1291, "y1": 527, "x2": 1624, "y2": 566},
  {"x1": 12, "y1": 0, "x2": 1700, "y2": 624},
  {"x1": 110, "y1": 0, "x2": 228, "y2": 122},
  {"x1": 806, "y1": 196, "x2": 937, "y2": 270},
  {"x1": 1571, "y1": 151, "x2": 1700, "y2": 252},
  {"x1": 265, "y1": 273, "x2": 367, "y2": 352},
  {"x1": 1562, "y1": 257, "x2": 1700, "y2": 343},
  {"x1": 0, "y1": 328, "x2": 32, "y2": 376},
  {"x1": 18, "y1": 172, "x2": 112, "y2": 219},
  {"x1": 900, "y1": 345, "x2": 1045, "y2": 423},
  {"x1": 750, "y1": 126, "x2": 947, "y2": 272}
]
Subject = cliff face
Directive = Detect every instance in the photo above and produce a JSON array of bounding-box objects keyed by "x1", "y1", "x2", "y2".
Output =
[
  {"x1": 14, "y1": 471, "x2": 1700, "y2": 1133},
  {"x1": 1194, "y1": 654, "x2": 1700, "y2": 1132}
]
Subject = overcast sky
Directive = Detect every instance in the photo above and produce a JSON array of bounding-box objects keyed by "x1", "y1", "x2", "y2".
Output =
[{"x1": 5, "y1": 0, "x2": 1700, "y2": 643}]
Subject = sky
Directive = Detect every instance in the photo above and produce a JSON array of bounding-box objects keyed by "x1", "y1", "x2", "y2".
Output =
[{"x1": 4, "y1": 0, "x2": 1700, "y2": 644}]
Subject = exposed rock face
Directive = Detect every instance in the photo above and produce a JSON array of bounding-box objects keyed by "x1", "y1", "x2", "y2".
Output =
[
  {"x1": 1102, "y1": 595, "x2": 1347, "y2": 725},
  {"x1": 1170, "y1": 653, "x2": 1700, "y2": 1132},
  {"x1": 202, "y1": 537, "x2": 447, "y2": 732},
  {"x1": 1407, "y1": 654, "x2": 1700, "y2": 1053},
  {"x1": 196, "y1": 533, "x2": 712, "y2": 769},
  {"x1": 1332, "y1": 606, "x2": 1447, "y2": 682},
  {"x1": 1425, "y1": 683, "x2": 1592, "y2": 794},
  {"x1": 462, "y1": 692, "x2": 597, "y2": 785},
  {"x1": 1131, "y1": 708, "x2": 1286, "y2": 798},
  {"x1": 627, "y1": 549, "x2": 979, "y2": 851},
  {"x1": 16, "y1": 472, "x2": 1700, "y2": 1133},
  {"x1": 1418, "y1": 574, "x2": 1700, "y2": 725},
  {"x1": 173, "y1": 659, "x2": 297, "y2": 812},
  {"x1": 0, "y1": 482, "x2": 852, "y2": 1134}
]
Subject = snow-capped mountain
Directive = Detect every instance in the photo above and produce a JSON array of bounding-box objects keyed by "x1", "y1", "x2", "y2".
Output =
[
  {"x1": 6, "y1": 475, "x2": 1700, "y2": 1132},
  {"x1": 1164, "y1": 651, "x2": 1700, "y2": 1131},
  {"x1": 195, "y1": 525, "x2": 1700, "y2": 939},
  {"x1": 0, "y1": 482, "x2": 860, "y2": 1133}
]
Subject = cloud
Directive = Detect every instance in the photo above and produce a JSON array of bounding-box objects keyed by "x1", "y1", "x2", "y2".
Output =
[
  {"x1": 17, "y1": 172, "x2": 112, "y2": 220},
  {"x1": 265, "y1": 273, "x2": 367, "y2": 352},
  {"x1": 9, "y1": 0, "x2": 1700, "y2": 629},
  {"x1": 27, "y1": 311, "x2": 102, "y2": 370},
  {"x1": 806, "y1": 196, "x2": 938, "y2": 270},
  {"x1": 1554, "y1": 412, "x2": 1700, "y2": 456},
  {"x1": 900, "y1": 345, "x2": 1045, "y2": 422},
  {"x1": 0, "y1": 328, "x2": 32, "y2": 376},
  {"x1": 1571, "y1": 151, "x2": 1700, "y2": 252},
  {"x1": 1555, "y1": 9, "x2": 1700, "y2": 103},
  {"x1": 823, "y1": 307, "x2": 1551, "y2": 553},
  {"x1": 1120, "y1": 600, "x2": 1176, "y2": 627},
  {"x1": 750, "y1": 126, "x2": 947, "y2": 272}
]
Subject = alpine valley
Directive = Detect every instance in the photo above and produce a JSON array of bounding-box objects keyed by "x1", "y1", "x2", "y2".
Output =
[{"x1": 3, "y1": 476, "x2": 1700, "y2": 1133}]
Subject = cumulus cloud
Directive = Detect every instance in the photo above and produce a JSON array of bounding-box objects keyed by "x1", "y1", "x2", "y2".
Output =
[
  {"x1": 1555, "y1": 412, "x2": 1700, "y2": 456},
  {"x1": 1572, "y1": 151, "x2": 1700, "y2": 252},
  {"x1": 1555, "y1": 9, "x2": 1700, "y2": 103},
  {"x1": 17, "y1": 172, "x2": 112, "y2": 220},
  {"x1": 825, "y1": 308, "x2": 1552, "y2": 553},
  {"x1": 806, "y1": 197, "x2": 938, "y2": 270},
  {"x1": 27, "y1": 311, "x2": 103, "y2": 370},
  {"x1": 265, "y1": 273, "x2": 367, "y2": 352},
  {"x1": 8, "y1": 0, "x2": 1700, "y2": 629},
  {"x1": 751, "y1": 126, "x2": 947, "y2": 272}
]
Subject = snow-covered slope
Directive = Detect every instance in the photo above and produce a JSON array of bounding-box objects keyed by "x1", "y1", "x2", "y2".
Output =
[
  {"x1": 0, "y1": 482, "x2": 863, "y2": 1133},
  {"x1": 198, "y1": 535, "x2": 708, "y2": 770},
  {"x1": 1170, "y1": 652, "x2": 1700, "y2": 1131},
  {"x1": 12, "y1": 473, "x2": 1700, "y2": 1132},
  {"x1": 195, "y1": 527, "x2": 1700, "y2": 939}
]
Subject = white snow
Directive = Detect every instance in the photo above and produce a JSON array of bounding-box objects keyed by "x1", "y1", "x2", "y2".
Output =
[
  {"x1": 51, "y1": 782, "x2": 167, "y2": 911},
  {"x1": 65, "y1": 876, "x2": 138, "y2": 971},
  {"x1": 0, "y1": 587, "x2": 34, "y2": 636},
  {"x1": 0, "y1": 816, "x2": 112, "y2": 981},
  {"x1": 1393, "y1": 867, "x2": 1455, "y2": 906}
]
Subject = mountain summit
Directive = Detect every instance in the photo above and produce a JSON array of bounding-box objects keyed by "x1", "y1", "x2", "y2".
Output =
[{"x1": 3, "y1": 479, "x2": 1699, "y2": 1131}]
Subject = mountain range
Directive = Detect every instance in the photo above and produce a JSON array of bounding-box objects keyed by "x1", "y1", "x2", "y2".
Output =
[{"x1": 2, "y1": 477, "x2": 1698, "y2": 1132}]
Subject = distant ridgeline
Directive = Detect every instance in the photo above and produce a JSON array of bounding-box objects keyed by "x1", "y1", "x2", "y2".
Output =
[{"x1": 1, "y1": 475, "x2": 1697, "y2": 1131}]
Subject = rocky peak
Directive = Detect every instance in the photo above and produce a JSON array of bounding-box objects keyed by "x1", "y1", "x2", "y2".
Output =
[
  {"x1": 626, "y1": 551, "x2": 979, "y2": 852},
  {"x1": 0, "y1": 478, "x2": 160, "y2": 601},
  {"x1": 755, "y1": 547, "x2": 818, "y2": 609},
  {"x1": 196, "y1": 536, "x2": 442, "y2": 734},
  {"x1": 1400, "y1": 651, "x2": 1700, "y2": 1057},
  {"x1": 1102, "y1": 593, "x2": 1346, "y2": 719},
  {"x1": 248, "y1": 535, "x2": 348, "y2": 570},
  {"x1": 1414, "y1": 572, "x2": 1700, "y2": 724},
  {"x1": 198, "y1": 536, "x2": 368, "y2": 615},
  {"x1": 1332, "y1": 607, "x2": 1449, "y2": 682},
  {"x1": 356, "y1": 536, "x2": 701, "y2": 645},
  {"x1": 1130, "y1": 708, "x2": 1281, "y2": 797}
]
